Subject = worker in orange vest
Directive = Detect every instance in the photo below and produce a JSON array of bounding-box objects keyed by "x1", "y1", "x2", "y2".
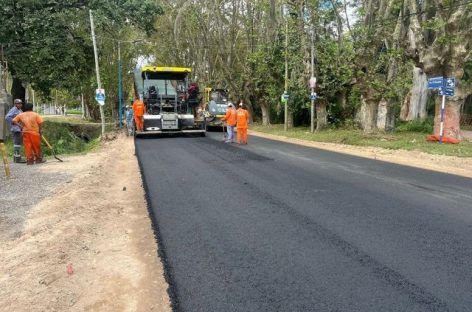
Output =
[
  {"x1": 132, "y1": 97, "x2": 145, "y2": 132},
  {"x1": 221, "y1": 102, "x2": 237, "y2": 143},
  {"x1": 236, "y1": 101, "x2": 250, "y2": 144},
  {"x1": 12, "y1": 103, "x2": 45, "y2": 165}
]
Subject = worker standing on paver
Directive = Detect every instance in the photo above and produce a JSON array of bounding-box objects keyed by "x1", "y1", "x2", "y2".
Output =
[
  {"x1": 236, "y1": 101, "x2": 249, "y2": 145},
  {"x1": 5, "y1": 99, "x2": 26, "y2": 163},
  {"x1": 132, "y1": 98, "x2": 145, "y2": 132},
  {"x1": 12, "y1": 103, "x2": 45, "y2": 165},
  {"x1": 221, "y1": 102, "x2": 236, "y2": 143}
]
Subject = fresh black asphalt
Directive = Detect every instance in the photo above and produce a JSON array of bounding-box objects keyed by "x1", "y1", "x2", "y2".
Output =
[{"x1": 135, "y1": 132, "x2": 472, "y2": 312}]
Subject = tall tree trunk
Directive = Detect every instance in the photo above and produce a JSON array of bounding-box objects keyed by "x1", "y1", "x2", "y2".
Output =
[
  {"x1": 377, "y1": 99, "x2": 395, "y2": 131},
  {"x1": 260, "y1": 102, "x2": 270, "y2": 125},
  {"x1": 433, "y1": 82, "x2": 465, "y2": 138},
  {"x1": 288, "y1": 110, "x2": 294, "y2": 128},
  {"x1": 11, "y1": 77, "x2": 25, "y2": 104},
  {"x1": 400, "y1": 66, "x2": 428, "y2": 120},
  {"x1": 433, "y1": 98, "x2": 461, "y2": 139},
  {"x1": 316, "y1": 99, "x2": 328, "y2": 130},
  {"x1": 359, "y1": 95, "x2": 378, "y2": 132}
]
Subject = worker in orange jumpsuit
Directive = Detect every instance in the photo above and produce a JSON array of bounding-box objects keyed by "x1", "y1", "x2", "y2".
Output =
[
  {"x1": 221, "y1": 102, "x2": 237, "y2": 143},
  {"x1": 132, "y1": 97, "x2": 145, "y2": 132},
  {"x1": 236, "y1": 102, "x2": 250, "y2": 144},
  {"x1": 12, "y1": 103, "x2": 45, "y2": 165}
]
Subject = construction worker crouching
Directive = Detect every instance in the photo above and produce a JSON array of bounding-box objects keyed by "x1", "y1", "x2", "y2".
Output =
[
  {"x1": 4, "y1": 99, "x2": 26, "y2": 163},
  {"x1": 12, "y1": 103, "x2": 45, "y2": 165},
  {"x1": 221, "y1": 102, "x2": 236, "y2": 143},
  {"x1": 132, "y1": 97, "x2": 145, "y2": 132},
  {"x1": 236, "y1": 101, "x2": 250, "y2": 145}
]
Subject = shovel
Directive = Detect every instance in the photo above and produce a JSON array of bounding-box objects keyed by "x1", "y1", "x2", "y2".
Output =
[{"x1": 41, "y1": 135, "x2": 63, "y2": 162}]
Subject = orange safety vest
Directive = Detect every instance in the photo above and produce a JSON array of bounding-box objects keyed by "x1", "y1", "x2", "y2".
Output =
[
  {"x1": 12, "y1": 111, "x2": 43, "y2": 135},
  {"x1": 236, "y1": 108, "x2": 249, "y2": 128},
  {"x1": 222, "y1": 108, "x2": 237, "y2": 126},
  {"x1": 132, "y1": 100, "x2": 145, "y2": 117}
]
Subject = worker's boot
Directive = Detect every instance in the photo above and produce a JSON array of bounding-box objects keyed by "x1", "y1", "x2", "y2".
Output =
[
  {"x1": 26, "y1": 159, "x2": 34, "y2": 165},
  {"x1": 35, "y1": 157, "x2": 46, "y2": 164},
  {"x1": 13, "y1": 149, "x2": 26, "y2": 163}
]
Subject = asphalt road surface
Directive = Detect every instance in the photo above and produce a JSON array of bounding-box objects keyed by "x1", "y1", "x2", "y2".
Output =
[{"x1": 136, "y1": 132, "x2": 472, "y2": 312}]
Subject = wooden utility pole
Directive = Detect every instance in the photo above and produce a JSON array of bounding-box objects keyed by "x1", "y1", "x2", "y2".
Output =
[{"x1": 89, "y1": 9, "x2": 105, "y2": 136}]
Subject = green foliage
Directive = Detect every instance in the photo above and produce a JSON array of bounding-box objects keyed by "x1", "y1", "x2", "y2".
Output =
[
  {"x1": 422, "y1": 17, "x2": 445, "y2": 31},
  {"x1": 0, "y1": 0, "x2": 162, "y2": 118},
  {"x1": 2, "y1": 119, "x2": 101, "y2": 158},
  {"x1": 247, "y1": 42, "x2": 285, "y2": 123},
  {"x1": 42, "y1": 121, "x2": 89, "y2": 156},
  {"x1": 396, "y1": 117, "x2": 434, "y2": 133}
]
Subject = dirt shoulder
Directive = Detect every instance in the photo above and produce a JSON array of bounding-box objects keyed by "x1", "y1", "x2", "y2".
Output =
[
  {"x1": 250, "y1": 130, "x2": 472, "y2": 178},
  {"x1": 0, "y1": 133, "x2": 171, "y2": 312}
]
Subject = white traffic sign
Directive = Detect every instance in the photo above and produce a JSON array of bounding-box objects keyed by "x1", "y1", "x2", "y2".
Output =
[
  {"x1": 309, "y1": 77, "x2": 317, "y2": 88},
  {"x1": 95, "y1": 89, "x2": 106, "y2": 106},
  {"x1": 444, "y1": 77, "x2": 455, "y2": 88}
]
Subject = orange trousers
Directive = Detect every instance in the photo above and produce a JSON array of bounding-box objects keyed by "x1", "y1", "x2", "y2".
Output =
[
  {"x1": 134, "y1": 115, "x2": 144, "y2": 131},
  {"x1": 23, "y1": 132, "x2": 42, "y2": 162},
  {"x1": 237, "y1": 128, "x2": 248, "y2": 144}
]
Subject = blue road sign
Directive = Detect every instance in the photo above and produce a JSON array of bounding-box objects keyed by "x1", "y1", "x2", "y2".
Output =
[
  {"x1": 310, "y1": 94, "x2": 317, "y2": 101},
  {"x1": 427, "y1": 77, "x2": 444, "y2": 89},
  {"x1": 444, "y1": 77, "x2": 455, "y2": 88},
  {"x1": 439, "y1": 88, "x2": 454, "y2": 96}
]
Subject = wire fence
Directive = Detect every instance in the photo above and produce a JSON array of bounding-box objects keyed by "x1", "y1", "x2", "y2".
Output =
[
  {"x1": 461, "y1": 114, "x2": 472, "y2": 130},
  {"x1": 35, "y1": 104, "x2": 82, "y2": 116}
]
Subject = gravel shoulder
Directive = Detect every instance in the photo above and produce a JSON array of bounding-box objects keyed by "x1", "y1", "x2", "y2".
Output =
[{"x1": 0, "y1": 132, "x2": 171, "y2": 312}]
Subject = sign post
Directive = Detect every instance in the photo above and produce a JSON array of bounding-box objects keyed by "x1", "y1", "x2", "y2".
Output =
[
  {"x1": 427, "y1": 76, "x2": 455, "y2": 144},
  {"x1": 89, "y1": 9, "x2": 105, "y2": 136},
  {"x1": 439, "y1": 94, "x2": 446, "y2": 144},
  {"x1": 309, "y1": 77, "x2": 316, "y2": 133}
]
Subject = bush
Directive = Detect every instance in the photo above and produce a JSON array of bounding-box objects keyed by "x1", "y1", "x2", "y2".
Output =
[
  {"x1": 41, "y1": 121, "x2": 87, "y2": 156},
  {"x1": 396, "y1": 117, "x2": 434, "y2": 133}
]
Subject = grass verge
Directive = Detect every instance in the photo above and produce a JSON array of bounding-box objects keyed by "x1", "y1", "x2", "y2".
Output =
[
  {"x1": 251, "y1": 124, "x2": 472, "y2": 157},
  {"x1": 3, "y1": 116, "x2": 112, "y2": 158}
]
